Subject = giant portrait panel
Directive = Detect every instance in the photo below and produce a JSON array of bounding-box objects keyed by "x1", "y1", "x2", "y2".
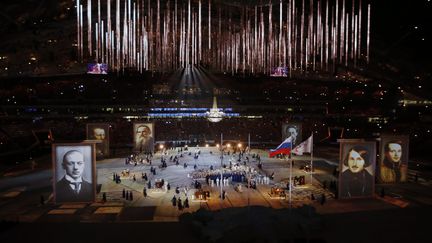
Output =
[
  {"x1": 133, "y1": 123, "x2": 155, "y2": 153},
  {"x1": 338, "y1": 140, "x2": 376, "y2": 199},
  {"x1": 282, "y1": 122, "x2": 302, "y2": 146},
  {"x1": 86, "y1": 123, "x2": 110, "y2": 158},
  {"x1": 379, "y1": 136, "x2": 409, "y2": 183},
  {"x1": 52, "y1": 143, "x2": 96, "y2": 203}
]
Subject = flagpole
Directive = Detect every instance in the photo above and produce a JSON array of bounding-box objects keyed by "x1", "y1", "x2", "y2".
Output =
[
  {"x1": 310, "y1": 132, "x2": 314, "y2": 185},
  {"x1": 248, "y1": 133, "x2": 250, "y2": 155},
  {"x1": 289, "y1": 139, "x2": 292, "y2": 209},
  {"x1": 220, "y1": 133, "x2": 223, "y2": 207}
]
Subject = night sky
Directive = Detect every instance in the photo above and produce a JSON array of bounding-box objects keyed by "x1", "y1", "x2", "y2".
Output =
[{"x1": 372, "y1": 0, "x2": 431, "y2": 72}]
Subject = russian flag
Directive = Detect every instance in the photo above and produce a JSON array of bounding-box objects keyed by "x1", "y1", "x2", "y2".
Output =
[{"x1": 269, "y1": 137, "x2": 292, "y2": 158}]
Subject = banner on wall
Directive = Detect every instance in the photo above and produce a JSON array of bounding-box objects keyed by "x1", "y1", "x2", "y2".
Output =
[
  {"x1": 133, "y1": 123, "x2": 155, "y2": 153},
  {"x1": 379, "y1": 136, "x2": 409, "y2": 183},
  {"x1": 52, "y1": 143, "x2": 96, "y2": 203},
  {"x1": 282, "y1": 122, "x2": 302, "y2": 146},
  {"x1": 86, "y1": 123, "x2": 110, "y2": 158},
  {"x1": 338, "y1": 140, "x2": 376, "y2": 199}
]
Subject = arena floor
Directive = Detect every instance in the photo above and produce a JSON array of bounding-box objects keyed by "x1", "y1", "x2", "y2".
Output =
[
  {"x1": 0, "y1": 147, "x2": 339, "y2": 222},
  {"x1": 95, "y1": 147, "x2": 336, "y2": 221},
  {"x1": 1, "y1": 147, "x2": 432, "y2": 242}
]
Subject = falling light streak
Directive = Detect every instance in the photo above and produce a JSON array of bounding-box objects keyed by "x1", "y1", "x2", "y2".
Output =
[
  {"x1": 98, "y1": 0, "x2": 101, "y2": 60},
  {"x1": 77, "y1": 0, "x2": 80, "y2": 60},
  {"x1": 95, "y1": 22, "x2": 99, "y2": 61},
  {"x1": 87, "y1": 0, "x2": 92, "y2": 57},
  {"x1": 80, "y1": 4, "x2": 83, "y2": 60},
  {"x1": 345, "y1": 12, "x2": 349, "y2": 66},
  {"x1": 358, "y1": 0, "x2": 362, "y2": 59},
  {"x1": 340, "y1": 0, "x2": 345, "y2": 63},
  {"x1": 367, "y1": 3, "x2": 370, "y2": 64},
  {"x1": 76, "y1": 0, "x2": 371, "y2": 74},
  {"x1": 208, "y1": 0, "x2": 211, "y2": 50}
]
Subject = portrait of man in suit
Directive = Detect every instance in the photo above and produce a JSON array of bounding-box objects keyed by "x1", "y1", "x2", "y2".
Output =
[{"x1": 54, "y1": 145, "x2": 95, "y2": 203}]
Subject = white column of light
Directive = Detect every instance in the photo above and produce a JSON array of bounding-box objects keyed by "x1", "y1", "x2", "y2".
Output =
[
  {"x1": 319, "y1": 1, "x2": 323, "y2": 68},
  {"x1": 354, "y1": 14, "x2": 357, "y2": 66},
  {"x1": 351, "y1": 0, "x2": 354, "y2": 60},
  {"x1": 180, "y1": 7, "x2": 183, "y2": 67},
  {"x1": 115, "y1": 0, "x2": 119, "y2": 70},
  {"x1": 77, "y1": 0, "x2": 80, "y2": 60},
  {"x1": 358, "y1": 0, "x2": 362, "y2": 61},
  {"x1": 287, "y1": 0, "x2": 291, "y2": 74},
  {"x1": 345, "y1": 13, "x2": 350, "y2": 66},
  {"x1": 122, "y1": 0, "x2": 127, "y2": 69},
  {"x1": 98, "y1": 0, "x2": 101, "y2": 61},
  {"x1": 305, "y1": 37, "x2": 308, "y2": 72},
  {"x1": 87, "y1": 0, "x2": 92, "y2": 57},
  {"x1": 300, "y1": 0, "x2": 304, "y2": 70},
  {"x1": 191, "y1": 11, "x2": 194, "y2": 66},
  {"x1": 107, "y1": 0, "x2": 111, "y2": 66},
  {"x1": 80, "y1": 4, "x2": 84, "y2": 60},
  {"x1": 366, "y1": 3, "x2": 370, "y2": 64},
  {"x1": 293, "y1": 0, "x2": 297, "y2": 70},
  {"x1": 199, "y1": 0, "x2": 201, "y2": 62},
  {"x1": 332, "y1": 4, "x2": 336, "y2": 65},
  {"x1": 187, "y1": 0, "x2": 191, "y2": 67},
  {"x1": 95, "y1": 22, "x2": 99, "y2": 61},
  {"x1": 279, "y1": 0, "x2": 282, "y2": 66},
  {"x1": 174, "y1": 0, "x2": 177, "y2": 68},
  {"x1": 340, "y1": 0, "x2": 345, "y2": 63},
  {"x1": 311, "y1": 0, "x2": 315, "y2": 71},
  {"x1": 208, "y1": 0, "x2": 211, "y2": 50},
  {"x1": 253, "y1": 5, "x2": 257, "y2": 74},
  {"x1": 325, "y1": 0, "x2": 328, "y2": 70},
  {"x1": 318, "y1": 0, "x2": 321, "y2": 69},
  {"x1": 133, "y1": 1, "x2": 136, "y2": 67},
  {"x1": 335, "y1": 0, "x2": 339, "y2": 66}
]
